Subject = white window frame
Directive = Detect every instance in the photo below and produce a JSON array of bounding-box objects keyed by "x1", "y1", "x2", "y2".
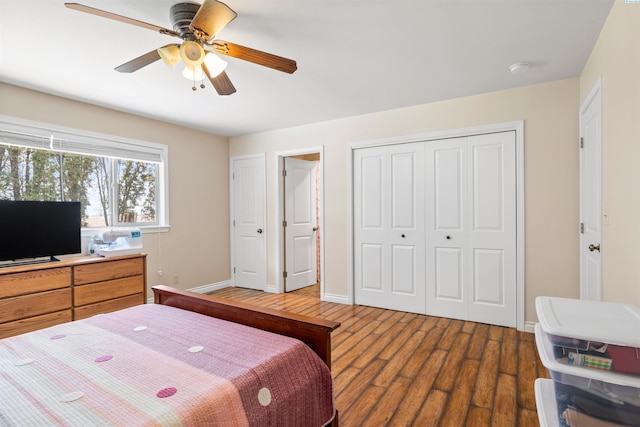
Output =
[{"x1": 0, "y1": 115, "x2": 170, "y2": 235}]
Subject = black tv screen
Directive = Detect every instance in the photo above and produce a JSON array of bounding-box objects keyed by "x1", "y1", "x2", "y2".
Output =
[{"x1": 0, "y1": 200, "x2": 81, "y2": 263}]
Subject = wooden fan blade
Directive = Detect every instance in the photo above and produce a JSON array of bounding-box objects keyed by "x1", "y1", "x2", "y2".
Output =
[
  {"x1": 115, "y1": 49, "x2": 162, "y2": 73},
  {"x1": 211, "y1": 41, "x2": 297, "y2": 74},
  {"x1": 190, "y1": 0, "x2": 237, "y2": 40},
  {"x1": 202, "y1": 65, "x2": 236, "y2": 95},
  {"x1": 64, "y1": 3, "x2": 180, "y2": 38}
]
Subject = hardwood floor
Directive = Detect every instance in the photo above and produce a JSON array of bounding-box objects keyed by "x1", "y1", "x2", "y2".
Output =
[
  {"x1": 210, "y1": 286, "x2": 547, "y2": 426},
  {"x1": 287, "y1": 282, "x2": 321, "y2": 298}
]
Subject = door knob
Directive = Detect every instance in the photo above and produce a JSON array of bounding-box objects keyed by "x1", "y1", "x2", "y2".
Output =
[
  {"x1": 588, "y1": 244, "x2": 600, "y2": 252},
  {"x1": 313, "y1": 226, "x2": 319, "y2": 231},
  {"x1": 257, "y1": 228, "x2": 263, "y2": 234}
]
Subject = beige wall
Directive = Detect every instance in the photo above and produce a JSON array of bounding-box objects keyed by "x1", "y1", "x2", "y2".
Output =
[
  {"x1": 0, "y1": 83, "x2": 230, "y2": 296},
  {"x1": 580, "y1": 0, "x2": 640, "y2": 305},
  {"x1": 230, "y1": 78, "x2": 581, "y2": 323}
]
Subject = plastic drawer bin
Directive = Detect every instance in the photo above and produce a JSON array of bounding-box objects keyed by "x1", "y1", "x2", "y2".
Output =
[
  {"x1": 535, "y1": 379, "x2": 560, "y2": 427},
  {"x1": 536, "y1": 296, "x2": 640, "y2": 376},
  {"x1": 536, "y1": 324, "x2": 640, "y2": 426}
]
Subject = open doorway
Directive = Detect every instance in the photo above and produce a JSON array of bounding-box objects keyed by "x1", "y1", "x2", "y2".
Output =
[{"x1": 277, "y1": 148, "x2": 324, "y2": 298}]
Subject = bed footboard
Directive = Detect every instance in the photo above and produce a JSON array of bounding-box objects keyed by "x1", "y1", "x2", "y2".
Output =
[{"x1": 152, "y1": 285, "x2": 340, "y2": 369}]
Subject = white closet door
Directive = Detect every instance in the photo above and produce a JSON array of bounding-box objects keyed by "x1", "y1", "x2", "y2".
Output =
[
  {"x1": 466, "y1": 132, "x2": 516, "y2": 327},
  {"x1": 425, "y1": 137, "x2": 469, "y2": 320},
  {"x1": 425, "y1": 132, "x2": 516, "y2": 327},
  {"x1": 354, "y1": 143, "x2": 425, "y2": 314}
]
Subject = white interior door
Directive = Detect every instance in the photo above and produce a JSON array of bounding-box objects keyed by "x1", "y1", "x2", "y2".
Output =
[
  {"x1": 231, "y1": 156, "x2": 266, "y2": 290},
  {"x1": 284, "y1": 158, "x2": 318, "y2": 292},
  {"x1": 580, "y1": 81, "x2": 603, "y2": 301},
  {"x1": 354, "y1": 142, "x2": 426, "y2": 314}
]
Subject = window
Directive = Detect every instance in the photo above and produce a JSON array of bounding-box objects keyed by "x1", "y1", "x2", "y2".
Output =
[{"x1": 0, "y1": 116, "x2": 168, "y2": 231}]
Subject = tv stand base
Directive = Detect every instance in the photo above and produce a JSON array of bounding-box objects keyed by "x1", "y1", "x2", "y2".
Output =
[{"x1": 0, "y1": 256, "x2": 60, "y2": 268}]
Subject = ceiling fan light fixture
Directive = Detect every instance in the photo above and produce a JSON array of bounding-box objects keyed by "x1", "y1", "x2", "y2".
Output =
[
  {"x1": 66, "y1": 1, "x2": 295, "y2": 96},
  {"x1": 204, "y1": 52, "x2": 227, "y2": 77},
  {"x1": 182, "y1": 64, "x2": 204, "y2": 81},
  {"x1": 180, "y1": 41, "x2": 205, "y2": 66},
  {"x1": 157, "y1": 45, "x2": 181, "y2": 69}
]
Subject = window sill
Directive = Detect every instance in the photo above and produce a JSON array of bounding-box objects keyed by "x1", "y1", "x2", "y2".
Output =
[{"x1": 81, "y1": 225, "x2": 171, "y2": 238}]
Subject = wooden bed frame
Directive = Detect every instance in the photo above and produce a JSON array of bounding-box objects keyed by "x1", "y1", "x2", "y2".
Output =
[
  {"x1": 154, "y1": 286, "x2": 341, "y2": 426},
  {"x1": 153, "y1": 285, "x2": 341, "y2": 369}
]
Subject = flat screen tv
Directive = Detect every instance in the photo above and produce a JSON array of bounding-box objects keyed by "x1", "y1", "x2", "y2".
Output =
[{"x1": 0, "y1": 200, "x2": 81, "y2": 264}]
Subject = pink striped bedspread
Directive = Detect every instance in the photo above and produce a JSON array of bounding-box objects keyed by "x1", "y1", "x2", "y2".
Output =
[{"x1": 0, "y1": 304, "x2": 335, "y2": 426}]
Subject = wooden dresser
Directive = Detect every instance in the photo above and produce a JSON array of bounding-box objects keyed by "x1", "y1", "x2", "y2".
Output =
[{"x1": 0, "y1": 254, "x2": 146, "y2": 339}]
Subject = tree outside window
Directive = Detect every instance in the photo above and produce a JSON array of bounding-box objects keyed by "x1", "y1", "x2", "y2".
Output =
[{"x1": 0, "y1": 145, "x2": 158, "y2": 228}]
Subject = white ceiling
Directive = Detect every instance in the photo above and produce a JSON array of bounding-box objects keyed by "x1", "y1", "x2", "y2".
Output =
[{"x1": 0, "y1": 0, "x2": 614, "y2": 137}]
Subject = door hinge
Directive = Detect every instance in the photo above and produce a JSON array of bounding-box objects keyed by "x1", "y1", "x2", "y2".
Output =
[
  {"x1": 282, "y1": 169, "x2": 287, "y2": 177},
  {"x1": 283, "y1": 271, "x2": 288, "y2": 278},
  {"x1": 580, "y1": 223, "x2": 584, "y2": 234},
  {"x1": 283, "y1": 220, "x2": 287, "y2": 227},
  {"x1": 580, "y1": 137, "x2": 584, "y2": 148},
  {"x1": 233, "y1": 267, "x2": 236, "y2": 274},
  {"x1": 232, "y1": 172, "x2": 235, "y2": 179}
]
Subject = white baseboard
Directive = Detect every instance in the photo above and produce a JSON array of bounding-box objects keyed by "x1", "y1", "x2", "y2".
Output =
[
  {"x1": 189, "y1": 280, "x2": 232, "y2": 294},
  {"x1": 524, "y1": 321, "x2": 536, "y2": 333},
  {"x1": 147, "y1": 280, "x2": 232, "y2": 303},
  {"x1": 322, "y1": 292, "x2": 349, "y2": 304},
  {"x1": 264, "y1": 284, "x2": 278, "y2": 294}
]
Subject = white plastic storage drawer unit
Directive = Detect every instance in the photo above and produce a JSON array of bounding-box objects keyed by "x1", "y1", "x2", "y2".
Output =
[
  {"x1": 536, "y1": 296, "x2": 640, "y2": 376},
  {"x1": 536, "y1": 323, "x2": 640, "y2": 426}
]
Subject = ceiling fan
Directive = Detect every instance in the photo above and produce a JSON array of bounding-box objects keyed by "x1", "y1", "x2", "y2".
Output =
[{"x1": 64, "y1": 1, "x2": 297, "y2": 95}]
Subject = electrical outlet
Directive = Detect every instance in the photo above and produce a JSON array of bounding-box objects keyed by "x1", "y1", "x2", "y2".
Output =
[
  {"x1": 157, "y1": 269, "x2": 162, "y2": 277},
  {"x1": 173, "y1": 274, "x2": 179, "y2": 285}
]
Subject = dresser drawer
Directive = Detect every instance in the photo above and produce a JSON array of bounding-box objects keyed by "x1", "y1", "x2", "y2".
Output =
[
  {"x1": 0, "y1": 309, "x2": 72, "y2": 339},
  {"x1": 0, "y1": 288, "x2": 71, "y2": 323},
  {"x1": 74, "y1": 294, "x2": 145, "y2": 320},
  {"x1": 74, "y1": 257, "x2": 144, "y2": 285},
  {"x1": 0, "y1": 267, "x2": 71, "y2": 299},
  {"x1": 74, "y1": 275, "x2": 144, "y2": 306}
]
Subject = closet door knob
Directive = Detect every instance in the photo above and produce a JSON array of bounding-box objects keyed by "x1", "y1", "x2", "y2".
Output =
[
  {"x1": 446, "y1": 235, "x2": 451, "y2": 240},
  {"x1": 257, "y1": 228, "x2": 263, "y2": 234},
  {"x1": 588, "y1": 243, "x2": 600, "y2": 252}
]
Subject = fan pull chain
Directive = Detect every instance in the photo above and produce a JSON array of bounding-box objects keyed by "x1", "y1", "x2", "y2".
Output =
[{"x1": 191, "y1": 67, "x2": 206, "y2": 91}]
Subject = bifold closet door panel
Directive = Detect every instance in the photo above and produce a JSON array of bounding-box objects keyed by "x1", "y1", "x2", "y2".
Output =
[
  {"x1": 466, "y1": 132, "x2": 516, "y2": 327},
  {"x1": 353, "y1": 143, "x2": 426, "y2": 314},
  {"x1": 424, "y1": 132, "x2": 516, "y2": 327},
  {"x1": 425, "y1": 137, "x2": 469, "y2": 321}
]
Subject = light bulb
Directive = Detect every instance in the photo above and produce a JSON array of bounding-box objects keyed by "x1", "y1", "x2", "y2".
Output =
[
  {"x1": 157, "y1": 45, "x2": 181, "y2": 69},
  {"x1": 182, "y1": 64, "x2": 204, "y2": 81},
  {"x1": 204, "y1": 53, "x2": 228, "y2": 77}
]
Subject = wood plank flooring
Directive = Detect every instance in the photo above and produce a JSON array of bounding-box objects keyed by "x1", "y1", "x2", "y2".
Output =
[{"x1": 210, "y1": 286, "x2": 547, "y2": 426}]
